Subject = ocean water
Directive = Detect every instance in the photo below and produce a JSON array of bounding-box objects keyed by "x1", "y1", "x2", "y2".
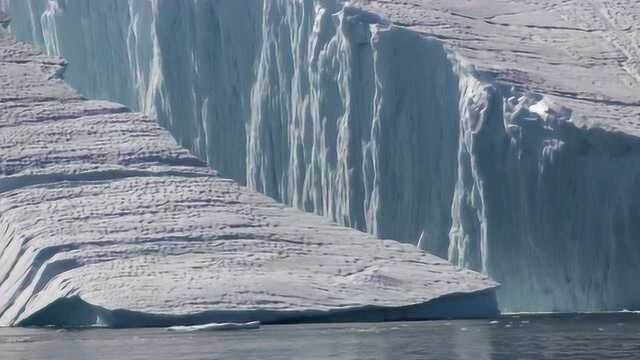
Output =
[{"x1": 1, "y1": 314, "x2": 639, "y2": 359}]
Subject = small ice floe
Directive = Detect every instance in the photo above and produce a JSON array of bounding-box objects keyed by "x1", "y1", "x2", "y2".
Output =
[
  {"x1": 167, "y1": 321, "x2": 261, "y2": 332},
  {"x1": 6, "y1": 337, "x2": 34, "y2": 344},
  {"x1": 621, "y1": 309, "x2": 640, "y2": 314},
  {"x1": 353, "y1": 328, "x2": 379, "y2": 333}
]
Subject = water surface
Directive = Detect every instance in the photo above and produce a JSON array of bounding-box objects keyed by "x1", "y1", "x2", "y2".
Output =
[{"x1": 2, "y1": 314, "x2": 639, "y2": 359}]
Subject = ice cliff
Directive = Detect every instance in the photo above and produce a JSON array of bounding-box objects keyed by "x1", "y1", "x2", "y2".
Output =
[
  {"x1": 0, "y1": 28, "x2": 497, "y2": 327},
  {"x1": 5, "y1": 0, "x2": 640, "y2": 313}
]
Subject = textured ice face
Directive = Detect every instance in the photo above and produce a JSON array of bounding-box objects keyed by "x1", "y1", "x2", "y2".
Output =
[{"x1": 7, "y1": 0, "x2": 640, "y2": 313}]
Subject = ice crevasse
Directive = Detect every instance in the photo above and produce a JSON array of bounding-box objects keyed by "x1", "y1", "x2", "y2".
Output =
[{"x1": 5, "y1": 0, "x2": 640, "y2": 313}]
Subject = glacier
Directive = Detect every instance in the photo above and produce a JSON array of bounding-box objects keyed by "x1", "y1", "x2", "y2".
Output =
[
  {"x1": 5, "y1": 0, "x2": 640, "y2": 313},
  {"x1": 0, "y1": 27, "x2": 498, "y2": 327}
]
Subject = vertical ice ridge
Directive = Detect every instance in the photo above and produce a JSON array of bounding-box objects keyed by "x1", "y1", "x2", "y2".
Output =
[{"x1": 246, "y1": 2, "x2": 461, "y2": 252}]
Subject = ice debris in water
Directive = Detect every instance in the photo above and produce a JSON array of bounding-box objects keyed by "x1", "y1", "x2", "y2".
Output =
[{"x1": 167, "y1": 322, "x2": 261, "y2": 332}]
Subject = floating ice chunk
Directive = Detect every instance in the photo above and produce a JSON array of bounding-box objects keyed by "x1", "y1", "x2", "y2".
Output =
[{"x1": 167, "y1": 321, "x2": 261, "y2": 332}]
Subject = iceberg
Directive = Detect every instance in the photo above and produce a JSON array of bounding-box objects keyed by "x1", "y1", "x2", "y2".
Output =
[
  {"x1": 5, "y1": 0, "x2": 640, "y2": 313},
  {"x1": 0, "y1": 28, "x2": 497, "y2": 328}
]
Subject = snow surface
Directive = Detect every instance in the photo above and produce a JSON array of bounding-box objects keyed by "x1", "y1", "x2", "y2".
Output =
[
  {"x1": 6, "y1": 0, "x2": 640, "y2": 313},
  {"x1": 0, "y1": 29, "x2": 497, "y2": 327}
]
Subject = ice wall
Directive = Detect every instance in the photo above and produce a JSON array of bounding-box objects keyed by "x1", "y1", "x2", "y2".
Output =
[
  {"x1": 246, "y1": 3, "x2": 460, "y2": 256},
  {"x1": 5, "y1": 0, "x2": 44, "y2": 44},
  {"x1": 7, "y1": 0, "x2": 640, "y2": 313},
  {"x1": 450, "y1": 76, "x2": 640, "y2": 311}
]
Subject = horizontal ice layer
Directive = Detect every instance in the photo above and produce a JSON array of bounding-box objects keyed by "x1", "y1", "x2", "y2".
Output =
[
  {"x1": 0, "y1": 30, "x2": 497, "y2": 327},
  {"x1": 7, "y1": 0, "x2": 640, "y2": 313}
]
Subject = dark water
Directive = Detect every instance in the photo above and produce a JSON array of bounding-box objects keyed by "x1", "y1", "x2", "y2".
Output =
[{"x1": 2, "y1": 314, "x2": 640, "y2": 360}]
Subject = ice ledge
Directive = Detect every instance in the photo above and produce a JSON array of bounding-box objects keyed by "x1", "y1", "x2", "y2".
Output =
[
  {"x1": 0, "y1": 29, "x2": 497, "y2": 327},
  {"x1": 358, "y1": 0, "x2": 640, "y2": 137}
]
